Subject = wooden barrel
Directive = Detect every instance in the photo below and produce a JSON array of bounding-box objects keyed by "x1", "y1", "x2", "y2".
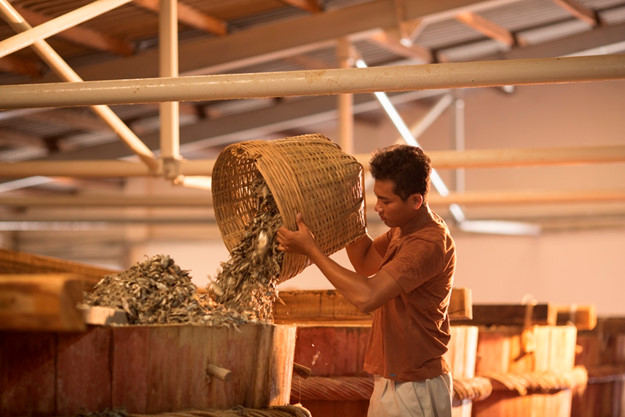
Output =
[
  {"x1": 446, "y1": 325, "x2": 482, "y2": 417},
  {"x1": 275, "y1": 289, "x2": 476, "y2": 417},
  {"x1": 288, "y1": 324, "x2": 482, "y2": 417},
  {"x1": 572, "y1": 317, "x2": 625, "y2": 417},
  {"x1": 0, "y1": 322, "x2": 296, "y2": 416},
  {"x1": 291, "y1": 324, "x2": 372, "y2": 416},
  {"x1": 472, "y1": 324, "x2": 583, "y2": 417}
]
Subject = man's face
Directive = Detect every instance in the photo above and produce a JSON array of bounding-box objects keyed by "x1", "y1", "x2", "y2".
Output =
[{"x1": 373, "y1": 179, "x2": 417, "y2": 228}]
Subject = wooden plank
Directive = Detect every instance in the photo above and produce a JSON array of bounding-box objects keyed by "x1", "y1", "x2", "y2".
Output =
[
  {"x1": 0, "y1": 274, "x2": 86, "y2": 332},
  {"x1": 455, "y1": 304, "x2": 557, "y2": 327},
  {"x1": 475, "y1": 328, "x2": 512, "y2": 374},
  {"x1": 213, "y1": 324, "x2": 250, "y2": 409},
  {"x1": 334, "y1": 327, "x2": 367, "y2": 376},
  {"x1": 178, "y1": 325, "x2": 211, "y2": 408},
  {"x1": 533, "y1": 325, "x2": 551, "y2": 372},
  {"x1": 0, "y1": 332, "x2": 56, "y2": 416},
  {"x1": 597, "y1": 317, "x2": 625, "y2": 335},
  {"x1": 275, "y1": 290, "x2": 341, "y2": 322},
  {"x1": 0, "y1": 323, "x2": 296, "y2": 414},
  {"x1": 510, "y1": 329, "x2": 535, "y2": 373},
  {"x1": 558, "y1": 325, "x2": 578, "y2": 372},
  {"x1": 56, "y1": 327, "x2": 112, "y2": 415},
  {"x1": 291, "y1": 325, "x2": 370, "y2": 417},
  {"x1": 575, "y1": 331, "x2": 602, "y2": 367},
  {"x1": 246, "y1": 323, "x2": 297, "y2": 408},
  {"x1": 79, "y1": 305, "x2": 128, "y2": 325},
  {"x1": 449, "y1": 287, "x2": 473, "y2": 320},
  {"x1": 274, "y1": 287, "x2": 472, "y2": 323},
  {"x1": 445, "y1": 325, "x2": 478, "y2": 381},
  {"x1": 110, "y1": 325, "x2": 150, "y2": 412},
  {"x1": 296, "y1": 326, "x2": 368, "y2": 377},
  {"x1": 447, "y1": 326, "x2": 466, "y2": 378},
  {"x1": 555, "y1": 304, "x2": 597, "y2": 330},
  {"x1": 267, "y1": 324, "x2": 297, "y2": 406},
  {"x1": 474, "y1": 326, "x2": 578, "y2": 417},
  {"x1": 144, "y1": 326, "x2": 184, "y2": 413},
  {"x1": 464, "y1": 326, "x2": 479, "y2": 379},
  {"x1": 0, "y1": 248, "x2": 117, "y2": 284}
]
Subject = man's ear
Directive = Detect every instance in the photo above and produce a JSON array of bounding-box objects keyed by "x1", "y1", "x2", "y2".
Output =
[{"x1": 411, "y1": 194, "x2": 424, "y2": 210}]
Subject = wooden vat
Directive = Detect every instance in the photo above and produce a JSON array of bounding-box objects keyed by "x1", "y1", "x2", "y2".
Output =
[
  {"x1": 447, "y1": 325, "x2": 482, "y2": 417},
  {"x1": 290, "y1": 324, "x2": 371, "y2": 416},
  {"x1": 0, "y1": 250, "x2": 299, "y2": 415},
  {"x1": 0, "y1": 322, "x2": 296, "y2": 416},
  {"x1": 288, "y1": 325, "x2": 482, "y2": 417},
  {"x1": 472, "y1": 324, "x2": 583, "y2": 417},
  {"x1": 572, "y1": 317, "x2": 625, "y2": 417},
  {"x1": 275, "y1": 289, "x2": 477, "y2": 417}
]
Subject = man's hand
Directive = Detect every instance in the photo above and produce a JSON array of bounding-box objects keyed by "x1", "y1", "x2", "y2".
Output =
[
  {"x1": 276, "y1": 213, "x2": 317, "y2": 256},
  {"x1": 278, "y1": 213, "x2": 401, "y2": 313}
]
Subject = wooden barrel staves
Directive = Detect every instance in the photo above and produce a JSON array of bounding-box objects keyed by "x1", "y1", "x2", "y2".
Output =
[
  {"x1": 275, "y1": 289, "x2": 476, "y2": 417},
  {"x1": 0, "y1": 323, "x2": 296, "y2": 416},
  {"x1": 572, "y1": 317, "x2": 625, "y2": 417},
  {"x1": 445, "y1": 325, "x2": 490, "y2": 417},
  {"x1": 472, "y1": 324, "x2": 586, "y2": 417}
]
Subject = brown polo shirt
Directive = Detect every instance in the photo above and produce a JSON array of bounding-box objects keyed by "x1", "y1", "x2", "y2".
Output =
[{"x1": 363, "y1": 212, "x2": 456, "y2": 382}]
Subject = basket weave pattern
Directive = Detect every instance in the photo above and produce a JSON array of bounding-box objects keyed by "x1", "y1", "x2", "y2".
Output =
[{"x1": 212, "y1": 134, "x2": 366, "y2": 281}]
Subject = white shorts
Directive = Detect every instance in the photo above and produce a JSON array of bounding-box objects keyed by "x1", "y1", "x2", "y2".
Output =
[{"x1": 367, "y1": 373, "x2": 452, "y2": 417}]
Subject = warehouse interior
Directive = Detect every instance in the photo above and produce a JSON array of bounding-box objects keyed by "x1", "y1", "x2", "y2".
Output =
[
  {"x1": 1, "y1": 0, "x2": 625, "y2": 314},
  {"x1": 2, "y1": 1, "x2": 625, "y2": 416}
]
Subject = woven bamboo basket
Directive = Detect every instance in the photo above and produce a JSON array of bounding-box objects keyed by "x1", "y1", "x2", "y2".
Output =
[{"x1": 211, "y1": 134, "x2": 366, "y2": 282}]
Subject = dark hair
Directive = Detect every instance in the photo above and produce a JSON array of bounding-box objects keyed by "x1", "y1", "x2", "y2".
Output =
[{"x1": 369, "y1": 145, "x2": 431, "y2": 200}]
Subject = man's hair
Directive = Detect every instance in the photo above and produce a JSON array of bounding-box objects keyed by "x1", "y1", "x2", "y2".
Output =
[{"x1": 369, "y1": 145, "x2": 431, "y2": 201}]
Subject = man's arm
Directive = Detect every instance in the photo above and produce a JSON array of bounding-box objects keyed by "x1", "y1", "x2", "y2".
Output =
[
  {"x1": 345, "y1": 234, "x2": 383, "y2": 277},
  {"x1": 277, "y1": 214, "x2": 402, "y2": 313}
]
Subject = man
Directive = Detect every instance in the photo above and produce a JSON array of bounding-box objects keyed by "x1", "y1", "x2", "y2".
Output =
[{"x1": 277, "y1": 144, "x2": 456, "y2": 417}]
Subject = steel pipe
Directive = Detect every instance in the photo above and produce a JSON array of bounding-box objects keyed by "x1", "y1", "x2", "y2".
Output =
[
  {"x1": 427, "y1": 190, "x2": 625, "y2": 206},
  {"x1": 0, "y1": 160, "x2": 159, "y2": 177},
  {"x1": 2, "y1": 189, "x2": 624, "y2": 208},
  {"x1": 0, "y1": 145, "x2": 623, "y2": 178},
  {"x1": 0, "y1": 0, "x2": 132, "y2": 59},
  {"x1": 0, "y1": 195, "x2": 213, "y2": 207},
  {"x1": 0, "y1": 214, "x2": 215, "y2": 224},
  {"x1": 0, "y1": 55, "x2": 624, "y2": 109},
  {"x1": 424, "y1": 144, "x2": 625, "y2": 168}
]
